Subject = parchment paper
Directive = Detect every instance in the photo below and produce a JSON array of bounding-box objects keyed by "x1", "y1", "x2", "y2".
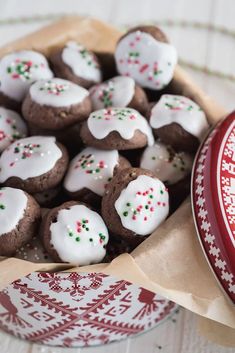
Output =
[{"x1": 0, "y1": 15, "x2": 234, "y2": 346}]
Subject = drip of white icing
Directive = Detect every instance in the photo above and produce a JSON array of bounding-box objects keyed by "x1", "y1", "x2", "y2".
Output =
[
  {"x1": 0, "y1": 187, "x2": 28, "y2": 235},
  {"x1": 87, "y1": 107, "x2": 154, "y2": 146},
  {"x1": 150, "y1": 94, "x2": 209, "y2": 140}
]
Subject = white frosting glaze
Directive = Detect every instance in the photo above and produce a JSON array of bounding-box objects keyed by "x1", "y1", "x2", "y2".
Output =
[
  {"x1": 0, "y1": 136, "x2": 62, "y2": 182},
  {"x1": 0, "y1": 107, "x2": 28, "y2": 153},
  {"x1": 89, "y1": 76, "x2": 135, "y2": 110},
  {"x1": 87, "y1": 108, "x2": 154, "y2": 146},
  {"x1": 29, "y1": 78, "x2": 89, "y2": 108},
  {"x1": 64, "y1": 147, "x2": 119, "y2": 196},
  {"x1": 50, "y1": 204, "x2": 108, "y2": 265},
  {"x1": 115, "y1": 31, "x2": 177, "y2": 90},
  {"x1": 115, "y1": 175, "x2": 169, "y2": 236},
  {"x1": 0, "y1": 50, "x2": 53, "y2": 101},
  {"x1": 0, "y1": 187, "x2": 27, "y2": 235},
  {"x1": 150, "y1": 95, "x2": 209, "y2": 140},
  {"x1": 140, "y1": 142, "x2": 193, "y2": 185},
  {"x1": 62, "y1": 41, "x2": 102, "y2": 83}
]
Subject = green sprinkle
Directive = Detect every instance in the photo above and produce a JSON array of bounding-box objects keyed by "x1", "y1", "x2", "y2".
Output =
[
  {"x1": 76, "y1": 237, "x2": 80, "y2": 242},
  {"x1": 89, "y1": 238, "x2": 93, "y2": 242},
  {"x1": 123, "y1": 211, "x2": 128, "y2": 217}
]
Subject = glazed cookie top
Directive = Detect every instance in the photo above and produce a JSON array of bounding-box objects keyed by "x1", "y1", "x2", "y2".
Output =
[
  {"x1": 140, "y1": 142, "x2": 193, "y2": 185},
  {"x1": 150, "y1": 95, "x2": 209, "y2": 140},
  {"x1": 115, "y1": 175, "x2": 169, "y2": 236},
  {"x1": 0, "y1": 136, "x2": 62, "y2": 182},
  {"x1": 89, "y1": 76, "x2": 135, "y2": 109},
  {"x1": 61, "y1": 41, "x2": 102, "y2": 83},
  {"x1": 115, "y1": 30, "x2": 177, "y2": 90},
  {"x1": 0, "y1": 187, "x2": 28, "y2": 235},
  {"x1": 64, "y1": 147, "x2": 119, "y2": 196},
  {"x1": 0, "y1": 50, "x2": 53, "y2": 101},
  {"x1": 87, "y1": 108, "x2": 154, "y2": 146},
  {"x1": 29, "y1": 78, "x2": 89, "y2": 108},
  {"x1": 50, "y1": 204, "x2": 109, "y2": 265},
  {"x1": 0, "y1": 107, "x2": 28, "y2": 153}
]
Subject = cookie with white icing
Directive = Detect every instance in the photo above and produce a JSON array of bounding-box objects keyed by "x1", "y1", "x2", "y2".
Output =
[
  {"x1": 50, "y1": 41, "x2": 102, "y2": 88},
  {"x1": 0, "y1": 187, "x2": 41, "y2": 256},
  {"x1": 140, "y1": 141, "x2": 193, "y2": 185},
  {"x1": 64, "y1": 147, "x2": 131, "y2": 205},
  {"x1": 22, "y1": 78, "x2": 92, "y2": 130},
  {"x1": 0, "y1": 106, "x2": 28, "y2": 153},
  {"x1": 80, "y1": 107, "x2": 154, "y2": 150},
  {"x1": 89, "y1": 76, "x2": 149, "y2": 115},
  {"x1": 102, "y1": 168, "x2": 169, "y2": 244},
  {"x1": 0, "y1": 136, "x2": 69, "y2": 193},
  {"x1": 150, "y1": 94, "x2": 209, "y2": 152},
  {"x1": 0, "y1": 50, "x2": 53, "y2": 110},
  {"x1": 40, "y1": 201, "x2": 109, "y2": 265},
  {"x1": 115, "y1": 26, "x2": 177, "y2": 90}
]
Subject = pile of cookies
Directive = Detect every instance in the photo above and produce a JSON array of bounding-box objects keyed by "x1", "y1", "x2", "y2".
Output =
[{"x1": 0, "y1": 25, "x2": 209, "y2": 266}]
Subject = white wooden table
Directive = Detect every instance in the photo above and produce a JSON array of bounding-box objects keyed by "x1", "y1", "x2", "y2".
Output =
[{"x1": 0, "y1": 0, "x2": 235, "y2": 352}]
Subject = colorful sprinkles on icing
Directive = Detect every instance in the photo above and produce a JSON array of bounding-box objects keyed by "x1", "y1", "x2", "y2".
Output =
[
  {"x1": 115, "y1": 175, "x2": 169, "y2": 235},
  {"x1": 7, "y1": 59, "x2": 45, "y2": 81},
  {"x1": 150, "y1": 94, "x2": 209, "y2": 140},
  {"x1": 0, "y1": 107, "x2": 27, "y2": 152},
  {"x1": 29, "y1": 78, "x2": 89, "y2": 108},
  {"x1": 0, "y1": 136, "x2": 62, "y2": 182},
  {"x1": 90, "y1": 76, "x2": 135, "y2": 110},
  {"x1": 0, "y1": 50, "x2": 53, "y2": 102},
  {"x1": 39, "y1": 80, "x2": 69, "y2": 95},
  {"x1": 115, "y1": 30, "x2": 177, "y2": 90},
  {"x1": 49, "y1": 204, "x2": 109, "y2": 265},
  {"x1": 64, "y1": 147, "x2": 119, "y2": 196},
  {"x1": 141, "y1": 142, "x2": 193, "y2": 185},
  {"x1": 87, "y1": 107, "x2": 154, "y2": 146}
]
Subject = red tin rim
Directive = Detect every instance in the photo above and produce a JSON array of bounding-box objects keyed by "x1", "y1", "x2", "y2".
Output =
[{"x1": 191, "y1": 112, "x2": 235, "y2": 305}]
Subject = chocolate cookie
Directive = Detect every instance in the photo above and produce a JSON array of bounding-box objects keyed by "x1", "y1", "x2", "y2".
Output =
[
  {"x1": 22, "y1": 78, "x2": 91, "y2": 130},
  {"x1": 94, "y1": 52, "x2": 117, "y2": 80},
  {"x1": 15, "y1": 235, "x2": 52, "y2": 263},
  {"x1": 80, "y1": 107, "x2": 154, "y2": 150},
  {"x1": 63, "y1": 147, "x2": 131, "y2": 205},
  {"x1": 0, "y1": 50, "x2": 53, "y2": 110},
  {"x1": 33, "y1": 186, "x2": 62, "y2": 207},
  {"x1": 50, "y1": 41, "x2": 102, "y2": 88},
  {"x1": 101, "y1": 167, "x2": 169, "y2": 244},
  {"x1": 149, "y1": 94, "x2": 209, "y2": 152},
  {"x1": 0, "y1": 187, "x2": 41, "y2": 256},
  {"x1": 40, "y1": 200, "x2": 109, "y2": 265},
  {"x1": 140, "y1": 141, "x2": 193, "y2": 185},
  {"x1": 0, "y1": 106, "x2": 28, "y2": 153},
  {"x1": 0, "y1": 136, "x2": 69, "y2": 193},
  {"x1": 115, "y1": 25, "x2": 177, "y2": 90},
  {"x1": 89, "y1": 76, "x2": 149, "y2": 115}
]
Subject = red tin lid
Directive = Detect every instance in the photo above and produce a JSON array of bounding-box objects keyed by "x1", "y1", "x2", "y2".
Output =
[{"x1": 192, "y1": 111, "x2": 235, "y2": 304}]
